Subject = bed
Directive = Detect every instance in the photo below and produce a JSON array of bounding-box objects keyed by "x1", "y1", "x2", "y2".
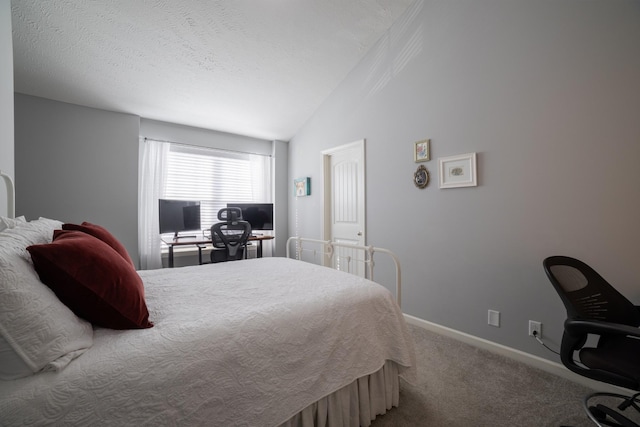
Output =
[{"x1": 0, "y1": 217, "x2": 416, "y2": 426}]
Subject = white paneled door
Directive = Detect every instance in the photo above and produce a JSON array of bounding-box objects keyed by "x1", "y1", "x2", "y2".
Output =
[{"x1": 322, "y1": 140, "x2": 366, "y2": 277}]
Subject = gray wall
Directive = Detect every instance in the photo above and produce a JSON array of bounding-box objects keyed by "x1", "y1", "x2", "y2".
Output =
[
  {"x1": 0, "y1": 0, "x2": 13, "y2": 217},
  {"x1": 289, "y1": 0, "x2": 640, "y2": 361},
  {"x1": 140, "y1": 119, "x2": 288, "y2": 256},
  {"x1": 14, "y1": 94, "x2": 140, "y2": 264},
  {"x1": 141, "y1": 119, "x2": 274, "y2": 156}
]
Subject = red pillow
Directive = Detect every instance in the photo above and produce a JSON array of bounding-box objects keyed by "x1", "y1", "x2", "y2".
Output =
[
  {"x1": 27, "y1": 230, "x2": 153, "y2": 330},
  {"x1": 62, "y1": 222, "x2": 134, "y2": 267}
]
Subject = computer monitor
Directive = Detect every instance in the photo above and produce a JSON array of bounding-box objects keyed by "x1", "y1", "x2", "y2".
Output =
[
  {"x1": 226, "y1": 203, "x2": 273, "y2": 231},
  {"x1": 159, "y1": 199, "x2": 201, "y2": 237}
]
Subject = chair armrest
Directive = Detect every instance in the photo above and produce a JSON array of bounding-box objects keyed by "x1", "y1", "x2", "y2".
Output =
[{"x1": 565, "y1": 319, "x2": 640, "y2": 339}]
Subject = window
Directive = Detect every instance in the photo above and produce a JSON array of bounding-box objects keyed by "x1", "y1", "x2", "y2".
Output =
[
  {"x1": 163, "y1": 144, "x2": 272, "y2": 231},
  {"x1": 138, "y1": 138, "x2": 273, "y2": 269}
]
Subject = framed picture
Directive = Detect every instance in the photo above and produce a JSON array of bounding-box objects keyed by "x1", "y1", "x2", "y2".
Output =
[
  {"x1": 438, "y1": 152, "x2": 477, "y2": 189},
  {"x1": 294, "y1": 177, "x2": 311, "y2": 197},
  {"x1": 414, "y1": 139, "x2": 430, "y2": 162}
]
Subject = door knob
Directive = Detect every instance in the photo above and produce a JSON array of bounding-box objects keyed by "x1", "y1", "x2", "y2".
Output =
[{"x1": 357, "y1": 231, "x2": 363, "y2": 236}]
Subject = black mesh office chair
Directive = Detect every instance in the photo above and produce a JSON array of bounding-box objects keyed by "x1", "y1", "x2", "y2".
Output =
[
  {"x1": 543, "y1": 256, "x2": 640, "y2": 426},
  {"x1": 210, "y1": 207, "x2": 251, "y2": 263}
]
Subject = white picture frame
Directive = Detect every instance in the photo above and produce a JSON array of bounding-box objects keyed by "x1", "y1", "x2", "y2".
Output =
[{"x1": 438, "y1": 152, "x2": 477, "y2": 189}]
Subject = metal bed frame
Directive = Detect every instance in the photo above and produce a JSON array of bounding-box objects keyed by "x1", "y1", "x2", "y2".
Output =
[
  {"x1": 286, "y1": 236, "x2": 402, "y2": 308},
  {"x1": 0, "y1": 170, "x2": 15, "y2": 219}
]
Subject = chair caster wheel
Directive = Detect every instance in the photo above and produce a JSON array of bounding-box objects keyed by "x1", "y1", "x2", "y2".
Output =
[{"x1": 589, "y1": 406, "x2": 607, "y2": 422}]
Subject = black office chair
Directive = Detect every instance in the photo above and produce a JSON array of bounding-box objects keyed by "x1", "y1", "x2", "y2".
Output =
[
  {"x1": 543, "y1": 256, "x2": 640, "y2": 426},
  {"x1": 210, "y1": 207, "x2": 251, "y2": 263}
]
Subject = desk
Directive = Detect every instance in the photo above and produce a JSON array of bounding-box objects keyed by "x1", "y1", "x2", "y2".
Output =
[{"x1": 161, "y1": 235, "x2": 274, "y2": 268}]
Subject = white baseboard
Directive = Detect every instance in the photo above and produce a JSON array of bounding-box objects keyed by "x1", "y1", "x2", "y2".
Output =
[{"x1": 403, "y1": 314, "x2": 627, "y2": 394}]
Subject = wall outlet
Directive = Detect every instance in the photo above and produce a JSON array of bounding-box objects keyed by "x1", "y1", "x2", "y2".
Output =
[
  {"x1": 488, "y1": 310, "x2": 500, "y2": 327},
  {"x1": 529, "y1": 320, "x2": 542, "y2": 337}
]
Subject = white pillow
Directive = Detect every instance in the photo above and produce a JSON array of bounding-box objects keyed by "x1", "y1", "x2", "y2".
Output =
[
  {"x1": 0, "y1": 215, "x2": 26, "y2": 233},
  {"x1": 0, "y1": 218, "x2": 94, "y2": 380}
]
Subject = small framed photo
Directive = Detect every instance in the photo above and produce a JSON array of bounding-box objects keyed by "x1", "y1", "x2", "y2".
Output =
[
  {"x1": 438, "y1": 152, "x2": 477, "y2": 189},
  {"x1": 414, "y1": 139, "x2": 430, "y2": 162},
  {"x1": 294, "y1": 177, "x2": 311, "y2": 197}
]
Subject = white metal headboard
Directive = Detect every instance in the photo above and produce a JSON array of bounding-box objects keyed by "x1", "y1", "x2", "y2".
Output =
[
  {"x1": 286, "y1": 236, "x2": 402, "y2": 308},
  {"x1": 0, "y1": 170, "x2": 15, "y2": 219}
]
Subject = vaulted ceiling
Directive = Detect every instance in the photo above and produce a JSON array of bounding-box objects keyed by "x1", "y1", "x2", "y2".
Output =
[{"x1": 11, "y1": 0, "x2": 414, "y2": 141}]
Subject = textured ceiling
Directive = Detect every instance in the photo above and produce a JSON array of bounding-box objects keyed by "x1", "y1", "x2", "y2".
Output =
[{"x1": 11, "y1": 0, "x2": 414, "y2": 141}]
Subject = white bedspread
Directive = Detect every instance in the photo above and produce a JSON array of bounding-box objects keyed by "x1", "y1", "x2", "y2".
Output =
[{"x1": 0, "y1": 257, "x2": 416, "y2": 426}]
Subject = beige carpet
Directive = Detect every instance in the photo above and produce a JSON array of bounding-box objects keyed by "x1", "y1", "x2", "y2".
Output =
[{"x1": 370, "y1": 324, "x2": 639, "y2": 427}]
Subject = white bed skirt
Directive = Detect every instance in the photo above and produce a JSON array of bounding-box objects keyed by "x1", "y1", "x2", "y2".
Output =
[{"x1": 279, "y1": 361, "x2": 400, "y2": 427}]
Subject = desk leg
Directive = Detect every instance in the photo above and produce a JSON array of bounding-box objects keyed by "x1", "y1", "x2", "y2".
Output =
[
  {"x1": 257, "y1": 240, "x2": 263, "y2": 258},
  {"x1": 169, "y1": 246, "x2": 174, "y2": 268}
]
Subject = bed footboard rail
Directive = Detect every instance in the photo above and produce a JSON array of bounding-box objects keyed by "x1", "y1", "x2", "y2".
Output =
[{"x1": 285, "y1": 236, "x2": 402, "y2": 308}]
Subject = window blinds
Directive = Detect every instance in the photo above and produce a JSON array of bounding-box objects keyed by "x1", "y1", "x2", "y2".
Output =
[{"x1": 163, "y1": 144, "x2": 272, "y2": 231}]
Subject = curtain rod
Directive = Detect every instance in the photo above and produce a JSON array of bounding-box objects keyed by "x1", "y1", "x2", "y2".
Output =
[{"x1": 143, "y1": 137, "x2": 273, "y2": 158}]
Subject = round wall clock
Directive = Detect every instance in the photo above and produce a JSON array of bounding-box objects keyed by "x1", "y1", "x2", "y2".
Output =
[{"x1": 414, "y1": 165, "x2": 429, "y2": 189}]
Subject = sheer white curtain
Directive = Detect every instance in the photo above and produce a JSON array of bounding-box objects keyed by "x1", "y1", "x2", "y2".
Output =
[
  {"x1": 249, "y1": 153, "x2": 274, "y2": 257},
  {"x1": 249, "y1": 153, "x2": 272, "y2": 203},
  {"x1": 138, "y1": 138, "x2": 168, "y2": 270}
]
